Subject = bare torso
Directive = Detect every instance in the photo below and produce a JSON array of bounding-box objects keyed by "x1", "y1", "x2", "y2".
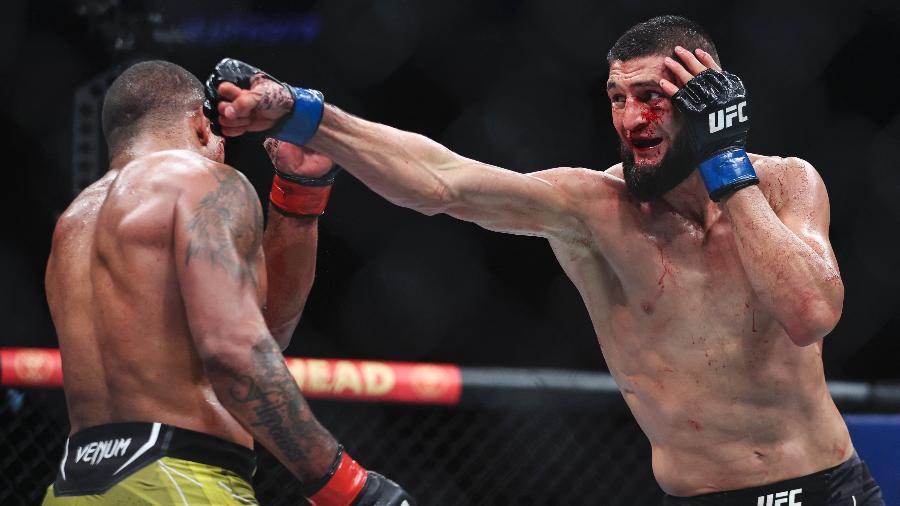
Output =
[
  {"x1": 45, "y1": 150, "x2": 263, "y2": 449},
  {"x1": 546, "y1": 155, "x2": 851, "y2": 495}
]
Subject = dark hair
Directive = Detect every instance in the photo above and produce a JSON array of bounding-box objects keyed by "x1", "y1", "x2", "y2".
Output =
[
  {"x1": 101, "y1": 60, "x2": 205, "y2": 151},
  {"x1": 607, "y1": 15, "x2": 719, "y2": 65}
]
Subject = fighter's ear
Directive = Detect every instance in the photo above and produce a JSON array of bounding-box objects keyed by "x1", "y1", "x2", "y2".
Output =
[{"x1": 191, "y1": 107, "x2": 214, "y2": 145}]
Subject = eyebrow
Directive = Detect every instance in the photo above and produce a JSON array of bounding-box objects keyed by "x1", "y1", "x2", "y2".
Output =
[{"x1": 606, "y1": 80, "x2": 661, "y2": 91}]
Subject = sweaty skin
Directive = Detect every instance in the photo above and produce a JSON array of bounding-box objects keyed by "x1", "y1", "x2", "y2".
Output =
[
  {"x1": 45, "y1": 134, "x2": 338, "y2": 484},
  {"x1": 46, "y1": 153, "x2": 256, "y2": 447},
  {"x1": 215, "y1": 51, "x2": 848, "y2": 496}
]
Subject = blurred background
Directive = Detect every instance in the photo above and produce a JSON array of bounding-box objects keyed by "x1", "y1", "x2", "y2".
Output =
[
  {"x1": 2, "y1": 0, "x2": 897, "y2": 379},
  {"x1": 0, "y1": 0, "x2": 900, "y2": 379},
  {"x1": 2, "y1": 1, "x2": 900, "y2": 504}
]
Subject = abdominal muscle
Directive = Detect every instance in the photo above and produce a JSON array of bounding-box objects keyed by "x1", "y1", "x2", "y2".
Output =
[{"x1": 602, "y1": 319, "x2": 852, "y2": 496}]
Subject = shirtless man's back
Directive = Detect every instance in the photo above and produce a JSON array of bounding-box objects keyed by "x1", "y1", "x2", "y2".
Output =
[
  {"x1": 42, "y1": 60, "x2": 412, "y2": 506},
  {"x1": 47, "y1": 152, "x2": 255, "y2": 448},
  {"x1": 208, "y1": 15, "x2": 884, "y2": 506}
]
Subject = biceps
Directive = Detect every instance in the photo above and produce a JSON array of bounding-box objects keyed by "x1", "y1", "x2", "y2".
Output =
[{"x1": 442, "y1": 165, "x2": 575, "y2": 237}]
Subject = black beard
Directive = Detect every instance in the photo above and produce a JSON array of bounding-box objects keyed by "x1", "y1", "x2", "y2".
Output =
[{"x1": 621, "y1": 133, "x2": 698, "y2": 202}]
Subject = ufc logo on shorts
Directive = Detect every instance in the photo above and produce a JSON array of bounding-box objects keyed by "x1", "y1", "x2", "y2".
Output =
[
  {"x1": 708, "y1": 101, "x2": 748, "y2": 133},
  {"x1": 756, "y1": 488, "x2": 802, "y2": 506}
]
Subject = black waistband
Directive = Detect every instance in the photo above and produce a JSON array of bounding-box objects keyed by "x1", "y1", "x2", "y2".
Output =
[
  {"x1": 54, "y1": 422, "x2": 256, "y2": 496},
  {"x1": 664, "y1": 453, "x2": 861, "y2": 506}
]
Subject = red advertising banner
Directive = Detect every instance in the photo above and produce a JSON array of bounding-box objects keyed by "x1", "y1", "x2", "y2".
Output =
[
  {"x1": 285, "y1": 358, "x2": 461, "y2": 405},
  {"x1": 0, "y1": 348, "x2": 462, "y2": 405},
  {"x1": 0, "y1": 348, "x2": 64, "y2": 388}
]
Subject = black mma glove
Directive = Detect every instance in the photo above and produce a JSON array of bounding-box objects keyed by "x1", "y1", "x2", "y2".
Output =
[
  {"x1": 204, "y1": 58, "x2": 325, "y2": 144},
  {"x1": 351, "y1": 471, "x2": 414, "y2": 506},
  {"x1": 672, "y1": 69, "x2": 757, "y2": 201}
]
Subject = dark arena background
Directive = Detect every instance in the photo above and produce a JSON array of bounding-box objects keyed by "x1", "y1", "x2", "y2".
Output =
[{"x1": 2, "y1": 1, "x2": 900, "y2": 505}]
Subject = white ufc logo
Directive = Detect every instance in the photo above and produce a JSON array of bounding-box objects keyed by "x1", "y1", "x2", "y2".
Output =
[
  {"x1": 757, "y1": 488, "x2": 802, "y2": 506},
  {"x1": 708, "y1": 101, "x2": 748, "y2": 133}
]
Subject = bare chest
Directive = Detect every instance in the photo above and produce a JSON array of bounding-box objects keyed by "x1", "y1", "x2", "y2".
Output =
[
  {"x1": 561, "y1": 207, "x2": 772, "y2": 351},
  {"x1": 631, "y1": 217, "x2": 752, "y2": 325}
]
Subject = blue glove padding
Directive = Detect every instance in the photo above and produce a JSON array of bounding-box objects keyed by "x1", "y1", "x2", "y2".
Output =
[
  {"x1": 268, "y1": 86, "x2": 325, "y2": 146},
  {"x1": 204, "y1": 58, "x2": 324, "y2": 145},
  {"x1": 699, "y1": 148, "x2": 758, "y2": 201}
]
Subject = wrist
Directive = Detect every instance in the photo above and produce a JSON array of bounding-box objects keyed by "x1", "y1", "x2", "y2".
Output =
[
  {"x1": 269, "y1": 86, "x2": 325, "y2": 146},
  {"x1": 305, "y1": 446, "x2": 368, "y2": 506},
  {"x1": 698, "y1": 148, "x2": 759, "y2": 202},
  {"x1": 269, "y1": 167, "x2": 340, "y2": 217}
]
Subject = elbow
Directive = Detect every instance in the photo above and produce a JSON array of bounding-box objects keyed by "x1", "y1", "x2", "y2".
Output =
[
  {"x1": 784, "y1": 295, "x2": 843, "y2": 347},
  {"x1": 268, "y1": 319, "x2": 300, "y2": 351},
  {"x1": 263, "y1": 306, "x2": 305, "y2": 352},
  {"x1": 194, "y1": 328, "x2": 260, "y2": 384}
]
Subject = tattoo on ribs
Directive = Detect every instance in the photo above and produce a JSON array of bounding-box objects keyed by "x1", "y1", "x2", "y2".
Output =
[
  {"x1": 223, "y1": 337, "x2": 328, "y2": 464},
  {"x1": 185, "y1": 166, "x2": 263, "y2": 284}
]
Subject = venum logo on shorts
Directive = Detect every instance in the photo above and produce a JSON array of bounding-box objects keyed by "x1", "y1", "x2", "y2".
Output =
[
  {"x1": 74, "y1": 438, "x2": 132, "y2": 466},
  {"x1": 756, "y1": 488, "x2": 802, "y2": 506},
  {"x1": 708, "y1": 101, "x2": 748, "y2": 133}
]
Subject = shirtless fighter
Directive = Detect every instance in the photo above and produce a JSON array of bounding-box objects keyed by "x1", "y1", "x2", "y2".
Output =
[
  {"x1": 207, "y1": 15, "x2": 885, "y2": 505},
  {"x1": 43, "y1": 60, "x2": 412, "y2": 505}
]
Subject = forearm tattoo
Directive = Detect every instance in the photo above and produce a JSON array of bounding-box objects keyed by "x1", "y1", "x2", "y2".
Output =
[
  {"x1": 185, "y1": 166, "x2": 264, "y2": 285},
  {"x1": 209, "y1": 336, "x2": 335, "y2": 479}
]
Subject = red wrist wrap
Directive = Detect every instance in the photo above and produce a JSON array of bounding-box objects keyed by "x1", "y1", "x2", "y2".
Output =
[
  {"x1": 269, "y1": 173, "x2": 333, "y2": 217},
  {"x1": 308, "y1": 451, "x2": 368, "y2": 506}
]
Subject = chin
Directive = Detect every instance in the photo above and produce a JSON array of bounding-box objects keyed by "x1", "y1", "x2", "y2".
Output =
[
  {"x1": 631, "y1": 152, "x2": 664, "y2": 170},
  {"x1": 620, "y1": 135, "x2": 698, "y2": 202}
]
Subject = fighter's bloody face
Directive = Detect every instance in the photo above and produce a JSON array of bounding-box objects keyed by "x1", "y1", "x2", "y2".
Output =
[
  {"x1": 607, "y1": 56, "x2": 695, "y2": 201},
  {"x1": 607, "y1": 57, "x2": 680, "y2": 162}
]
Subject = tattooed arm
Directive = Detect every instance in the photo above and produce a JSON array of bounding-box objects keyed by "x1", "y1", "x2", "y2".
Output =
[{"x1": 173, "y1": 160, "x2": 338, "y2": 483}]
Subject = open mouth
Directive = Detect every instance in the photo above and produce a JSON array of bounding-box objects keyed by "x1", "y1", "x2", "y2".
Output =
[{"x1": 632, "y1": 138, "x2": 663, "y2": 149}]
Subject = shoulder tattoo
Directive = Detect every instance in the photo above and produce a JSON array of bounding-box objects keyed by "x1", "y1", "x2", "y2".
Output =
[{"x1": 185, "y1": 165, "x2": 263, "y2": 285}]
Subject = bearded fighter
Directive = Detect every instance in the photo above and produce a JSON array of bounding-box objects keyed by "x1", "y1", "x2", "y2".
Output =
[{"x1": 207, "y1": 15, "x2": 883, "y2": 506}]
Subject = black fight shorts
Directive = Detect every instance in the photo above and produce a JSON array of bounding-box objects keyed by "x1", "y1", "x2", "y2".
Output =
[{"x1": 663, "y1": 453, "x2": 883, "y2": 506}]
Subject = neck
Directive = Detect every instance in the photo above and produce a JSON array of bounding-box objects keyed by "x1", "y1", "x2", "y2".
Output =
[
  {"x1": 659, "y1": 171, "x2": 717, "y2": 227},
  {"x1": 108, "y1": 134, "x2": 201, "y2": 170}
]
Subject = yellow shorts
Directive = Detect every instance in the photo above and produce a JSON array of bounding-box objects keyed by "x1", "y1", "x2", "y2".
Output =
[{"x1": 42, "y1": 422, "x2": 258, "y2": 506}]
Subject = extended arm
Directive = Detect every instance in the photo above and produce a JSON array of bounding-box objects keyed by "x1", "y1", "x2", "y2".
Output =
[
  {"x1": 206, "y1": 60, "x2": 589, "y2": 241},
  {"x1": 308, "y1": 105, "x2": 582, "y2": 239},
  {"x1": 721, "y1": 160, "x2": 843, "y2": 346}
]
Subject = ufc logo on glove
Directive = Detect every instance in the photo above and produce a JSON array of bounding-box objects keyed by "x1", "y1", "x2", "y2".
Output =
[{"x1": 708, "y1": 101, "x2": 748, "y2": 133}]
